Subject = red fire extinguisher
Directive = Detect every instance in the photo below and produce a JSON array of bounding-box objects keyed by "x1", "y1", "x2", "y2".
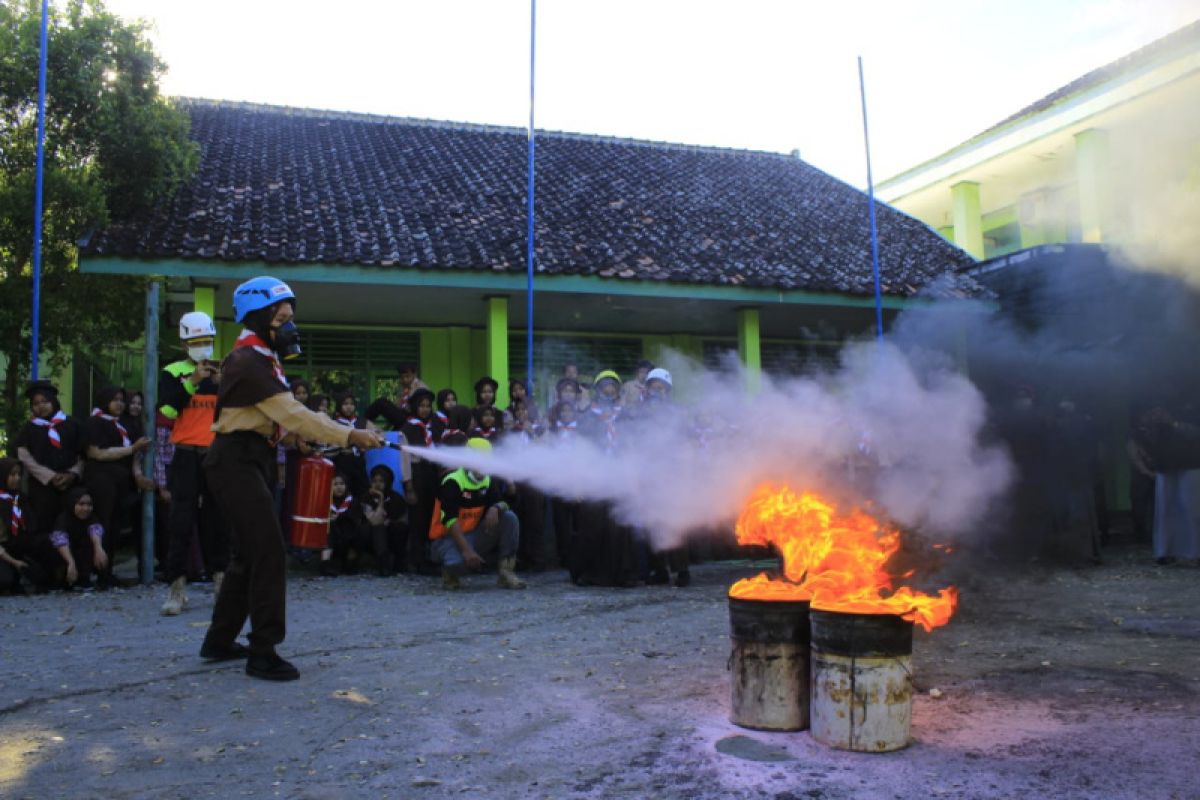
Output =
[{"x1": 290, "y1": 454, "x2": 335, "y2": 549}]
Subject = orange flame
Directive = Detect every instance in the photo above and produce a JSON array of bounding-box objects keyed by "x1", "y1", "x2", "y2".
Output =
[{"x1": 729, "y1": 483, "x2": 957, "y2": 632}]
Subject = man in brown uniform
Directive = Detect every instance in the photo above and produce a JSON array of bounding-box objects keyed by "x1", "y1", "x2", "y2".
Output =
[{"x1": 199, "y1": 276, "x2": 382, "y2": 681}]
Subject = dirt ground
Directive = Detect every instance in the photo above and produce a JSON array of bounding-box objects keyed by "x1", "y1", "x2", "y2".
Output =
[{"x1": 1, "y1": 542, "x2": 1197, "y2": 800}]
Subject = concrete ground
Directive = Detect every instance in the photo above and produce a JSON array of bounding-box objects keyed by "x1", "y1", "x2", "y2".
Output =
[{"x1": 1, "y1": 545, "x2": 1197, "y2": 800}]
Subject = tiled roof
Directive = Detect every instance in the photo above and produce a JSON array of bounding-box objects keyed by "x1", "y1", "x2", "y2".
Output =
[
  {"x1": 85, "y1": 99, "x2": 978, "y2": 297},
  {"x1": 979, "y1": 19, "x2": 1200, "y2": 139}
]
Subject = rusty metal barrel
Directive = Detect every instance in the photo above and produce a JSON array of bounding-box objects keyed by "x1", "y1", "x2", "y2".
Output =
[
  {"x1": 728, "y1": 597, "x2": 812, "y2": 731},
  {"x1": 809, "y1": 610, "x2": 913, "y2": 752}
]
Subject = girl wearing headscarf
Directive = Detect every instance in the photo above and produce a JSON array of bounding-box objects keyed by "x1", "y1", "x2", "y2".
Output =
[
  {"x1": 434, "y1": 389, "x2": 458, "y2": 441},
  {"x1": 45, "y1": 487, "x2": 106, "y2": 589},
  {"x1": 0, "y1": 458, "x2": 42, "y2": 593},
  {"x1": 400, "y1": 388, "x2": 439, "y2": 574},
  {"x1": 84, "y1": 386, "x2": 151, "y2": 586},
  {"x1": 14, "y1": 380, "x2": 86, "y2": 537}
]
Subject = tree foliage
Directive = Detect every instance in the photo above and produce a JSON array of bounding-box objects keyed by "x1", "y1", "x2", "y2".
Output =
[{"x1": 0, "y1": 0, "x2": 197, "y2": 447}]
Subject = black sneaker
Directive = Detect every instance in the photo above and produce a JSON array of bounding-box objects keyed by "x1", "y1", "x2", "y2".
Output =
[
  {"x1": 246, "y1": 652, "x2": 300, "y2": 681},
  {"x1": 200, "y1": 640, "x2": 250, "y2": 662},
  {"x1": 674, "y1": 570, "x2": 692, "y2": 588}
]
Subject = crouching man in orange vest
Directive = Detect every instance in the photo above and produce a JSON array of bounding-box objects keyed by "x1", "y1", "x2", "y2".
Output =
[{"x1": 429, "y1": 438, "x2": 525, "y2": 590}]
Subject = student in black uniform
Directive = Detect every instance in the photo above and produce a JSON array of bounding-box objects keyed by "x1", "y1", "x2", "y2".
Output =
[
  {"x1": 319, "y1": 472, "x2": 365, "y2": 576},
  {"x1": 200, "y1": 276, "x2": 382, "y2": 681},
  {"x1": 84, "y1": 386, "x2": 150, "y2": 587},
  {"x1": 0, "y1": 458, "x2": 42, "y2": 593},
  {"x1": 14, "y1": 381, "x2": 86, "y2": 538},
  {"x1": 332, "y1": 391, "x2": 369, "y2": 496},
  {"x1": 362, "y1": 464, "x2": 407, "y2": 576}
]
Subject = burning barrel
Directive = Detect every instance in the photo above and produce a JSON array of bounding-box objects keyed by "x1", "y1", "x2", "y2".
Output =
[
  {"x1": 809, "y1": 610, "x2": 913, "y2": 752},
  {"x1": 728, "y1": 597, "x2": 811, "y2": 731}
]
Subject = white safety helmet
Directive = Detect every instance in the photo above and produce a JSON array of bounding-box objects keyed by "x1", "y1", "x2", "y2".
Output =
[
  {"x1": 179, "y1": 311, "x2": 217, "y2": 342},
  {"x1": 646, "y1": 368, "x2": 673, "y2": 388},
  {"x1": 179, "y1": 311, "x2": 217, "y2": 363}
]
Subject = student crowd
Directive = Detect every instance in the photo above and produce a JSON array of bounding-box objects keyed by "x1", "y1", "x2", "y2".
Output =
[{"x1": 0, "y1": 321, "x2": 715, "y2": 601}]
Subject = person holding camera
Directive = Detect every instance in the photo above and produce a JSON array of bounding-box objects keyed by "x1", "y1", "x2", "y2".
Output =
[{"x1": 159, "y1": 311, "x2": 230, "y2": 615}]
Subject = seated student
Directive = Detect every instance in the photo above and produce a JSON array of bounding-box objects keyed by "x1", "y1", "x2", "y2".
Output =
[
  {"x1": 332, "y1": 392, "x2": 369, "y2": 495},
  {"x1": 440, "y1": 406, "x2": 474, "y2": 448},
  {"x1": 472, "y1": 405, "x2": 501, "y2": 442},
  {"x1": 84, "y1": 386, "x2": 151, "y2": 587},
  {"x1": 550, "y1": 401, "x2": 579, "y2": 436},
  {"x1": 506, "y1": 379, "x2": 529, "y2": 428},
  {"x1": 308, "y1": 394, "x2": 330, "y2": 417},
  {"x1": 14, "y1": 380, "x2": 86, "y2": 538},
  {"x1": 319, "y1": 473, "x2": 366, "y2": 576},
  {"x1": 429, "y1": 438, "x2": 525, "y2": 590},
  {"x1": 43, "y1": 487, "x2": 107, "y2": 590},
  {"x1": 0, "y1": 458, "x2": 44, "y2": 593},
  {"x1": 553, "y1": 378, "x2": 580, "y2": 418},
  {"x1": 362, "y1": 464, "x2": 407, "y2": 576}
]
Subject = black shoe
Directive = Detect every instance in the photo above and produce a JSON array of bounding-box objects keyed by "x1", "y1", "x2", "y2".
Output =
[
  {"x1": 647, "y1": 569, "x2": 670, "y2": 585},
  {"x1": 318, "y1": 560, "x2": 337, "y2": 577},
  {"x1": 246, "y1": 652, "x2": 300, "y2": 681},
  {"x1": 200, "y1": 640, "x2": 250, "y2": 662},
  {"x1": 674, "y1": 570, "x2": 691, "y2": 588}
]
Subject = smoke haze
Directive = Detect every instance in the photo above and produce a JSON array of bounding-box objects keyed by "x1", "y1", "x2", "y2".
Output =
[{"x1": 408, "y1": 341, "x2": 1014, "y2": 550}]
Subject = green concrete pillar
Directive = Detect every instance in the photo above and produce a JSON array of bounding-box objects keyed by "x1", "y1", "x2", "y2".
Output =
[
  {"x1": 448, "y1": 326, "x2": 473, "y2": 404},
  {"x1": 419, "y1": 328, "x2": 451, "y2": 397},
  {"x1": 193, "y1": 285, "x2": 216, "y2": 318},
  {"x1": 1074, "y1": 128, "x2": 1111, "y2": 244},
  {"x1": 485, "y1": 297, "x2": 510, "y2": 408},
  {"x1": 737, "y1": 307, "x2": 762, "y2": 394},
  {"x1": 951, "y1": 181, "x2": 985, "y2": 259}
]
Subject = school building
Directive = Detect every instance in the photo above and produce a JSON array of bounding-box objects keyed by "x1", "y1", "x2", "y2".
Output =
[{"x1": 77, "y1": 99, "x2": 976, "y2": 409}]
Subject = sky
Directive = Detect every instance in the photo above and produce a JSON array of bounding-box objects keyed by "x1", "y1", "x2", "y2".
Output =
[{"x1": 102, "y1": 0, "x2": 1200, "y2": 188}]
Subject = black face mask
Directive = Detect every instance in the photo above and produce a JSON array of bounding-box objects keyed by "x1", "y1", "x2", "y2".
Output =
[{"x1": 273, "y1": 320, "x2": 302, "y2": 361}]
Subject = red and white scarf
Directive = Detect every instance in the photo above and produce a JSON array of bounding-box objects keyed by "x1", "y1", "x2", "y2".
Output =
[
  {"x1": 554, "y1": 419, "x2": 578, "y2": 436},
  {"x1": 439, "y1": 427, "x2": 464, "y2": 443},
  {"x1": 31, "y1": 411, "x2": 67, "y2": 448},
  {"x1": 331, "y1": 495, "x2": 354, "y2": 518},
  {"x1": 235, "y1": 328, "x2": 289, "y2": 388},
  {"x1": 435, "y1": 410, "x2": 449, "y2": 425},
  {"x1": 474, "y1": 426, "x2": 497, "y2": 440},
  {"x1": 407, "y1": 417, "x2": 433, "y2": 447},
  {"x1": 91, "y1": 409, "x2": 131, "y2": 447},
  {"x1": 0, "y1": 492, "x2": 23, "y2": 537},
  {"x1": 335, "y1": 415, "x2": 358, "y2": 427}
]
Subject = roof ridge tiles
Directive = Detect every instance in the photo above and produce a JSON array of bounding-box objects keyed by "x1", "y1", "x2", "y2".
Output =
[{"x1": 175, "y1": 96, "x2": 795, "y2": 162}]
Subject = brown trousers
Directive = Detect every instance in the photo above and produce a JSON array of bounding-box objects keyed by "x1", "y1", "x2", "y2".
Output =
[{"x1": 203, "y1": 433, "x2": 286, "y2": 655}]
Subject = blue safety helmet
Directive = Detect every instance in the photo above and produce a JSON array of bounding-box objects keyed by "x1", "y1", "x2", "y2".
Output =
[{"x1": 233, "y1": 276, "x2": 296, "y2": 323}]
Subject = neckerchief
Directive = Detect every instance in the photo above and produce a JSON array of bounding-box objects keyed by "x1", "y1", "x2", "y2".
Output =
[
  {"x1": 331, "y1": 495, "x2": 354, "y2": 518},
  {"x1": 235, "y1": 328, "x2": 289, "y2": 388},
  {"x1": 436, "y1": 410, "x2": 449, "y2": 425},
  {"x1": 407, "y1": 417, "x2": 433, "y2": 447},
  {"x1": 335, "y1": 415, "x2": 358, "y2": 427},
  {"x1": 31, "y1": 411, "x2": 67, "y2": 448},
  {"x1": 475, "y1": 426, "x2": 497, "y2": 439},
  {"x1": 91, "y1": 409, "x2": 131, "y2": 447},
  {"x1": 590, "y1": 403, "x2": 622, "y2": 446},
  {"x1": 554, "y1": 419, "x2": 577, "y2": 435},
  {"x1": 0, "y1": 492, "x2": 23, "y2": 537},
  {"x1": 440, "y1": 427, "x2": 463, "y2": 443}
]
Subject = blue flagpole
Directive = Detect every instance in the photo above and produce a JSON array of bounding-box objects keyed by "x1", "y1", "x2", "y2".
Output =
[
  {"x1": 31, "y1": 0, "x2": 49, "y2": 379},
  {"x1": 525, "y1": 0, "x2": 537, "y2": 396},
  {"x1": 858, "y1": 56, "x2": 884, "y2": 340}
]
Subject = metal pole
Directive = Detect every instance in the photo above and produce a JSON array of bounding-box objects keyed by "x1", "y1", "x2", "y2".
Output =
[
  {"x1": 31, "y1": 0, "x2": 49, "y2": 379},
  {"x1": 525, "y1": 0, "x2": 536, "y2": 397},
  {"x1": 140, "y1": 280, "x2": 160, "y2": 585},
  {"x1": 858, "y1": 56, "x2": 884, "y2": 340}
]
